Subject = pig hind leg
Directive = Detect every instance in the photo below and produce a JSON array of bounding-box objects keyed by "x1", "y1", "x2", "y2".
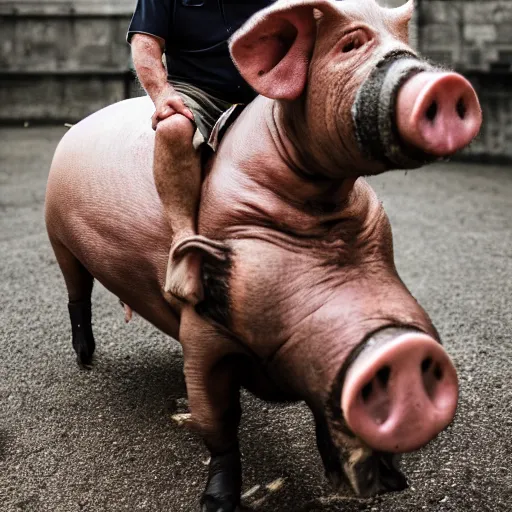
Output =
[{"x1": 51, "y1": 240, "x2": 96, "y2": 366}]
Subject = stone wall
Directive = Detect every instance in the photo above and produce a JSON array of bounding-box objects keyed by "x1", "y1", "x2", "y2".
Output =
[
  {"x1": 0, "y1": 0, "x2": 419, "y2": 124},
  {"x1": 418, "y1": 0, "x2": 512, "y2": 71},
  {"x1": 2, "y1": 0, "x2": 512, "y2": 160},
  {"x1": 417, "y1": 0, "x2": 512, "y2": 160},
  {"x1": 0, "y1": 0, "x2": 138, "y2": 123}
]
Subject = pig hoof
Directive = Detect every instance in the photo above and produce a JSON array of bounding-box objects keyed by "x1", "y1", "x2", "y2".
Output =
[
  {"x1": 200, "y1": 496, "x2": 238, "y2": 512},
  {"x1": 68, "y1": 300, "x2": 95, "y2": 366},
  {"x1": 201, "y1": 451, "x2": 241, "y2": 512},
  {"x1": 344, "y1": 452, "x2": 408, "y2": 497},
  {"x1": 73, "y1": 331, "x2": 95, "y2": 366}
]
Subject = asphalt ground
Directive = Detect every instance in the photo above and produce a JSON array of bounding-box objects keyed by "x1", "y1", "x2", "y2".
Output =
[{"x1": 0, "y1": 126, "x2": 511, "y2": 512}]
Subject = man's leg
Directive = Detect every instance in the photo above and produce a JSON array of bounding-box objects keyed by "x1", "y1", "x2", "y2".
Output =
[{"x1": 153, "y1": 113, "x2": 204, "y2": 304}]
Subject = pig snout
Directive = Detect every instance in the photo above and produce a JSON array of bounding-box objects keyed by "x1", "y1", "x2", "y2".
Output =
[
  {"x1": 341, "y1": 332, "x2": 458, "y2": 453},
  {"x1": 352, "y1": 54, "x2": 482, "y2": 169},
  {"x1": 396, "y1": 72, "x2": 482, "y2": 157}
]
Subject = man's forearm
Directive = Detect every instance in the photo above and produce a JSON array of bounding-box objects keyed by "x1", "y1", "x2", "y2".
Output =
[{"x1": 131, "y1": 34, "x2": 171, "y2": 102}]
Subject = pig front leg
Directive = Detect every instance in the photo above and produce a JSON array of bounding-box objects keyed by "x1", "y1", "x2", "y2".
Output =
[
  {"x1": 313, "y1": 411, "x2": 344, "y2": 488},
  {"x1": 196, "y1": 374, "x2": 242, "y2": 512},
  {"x1": 180, "y1": 307, "x2": 245, "y2": 512}
]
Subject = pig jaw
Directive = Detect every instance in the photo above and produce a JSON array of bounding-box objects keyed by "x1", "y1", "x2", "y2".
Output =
[
  {"x1": 263, "y1": 305, "x2": 445, "y2": 496},
  {"x1": 314, "y1": 405, "x2": 408, "y2": 498}
]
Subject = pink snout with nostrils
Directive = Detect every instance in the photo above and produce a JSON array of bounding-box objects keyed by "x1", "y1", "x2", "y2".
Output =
[
  {"x1": 342, "y1": 333, "x2": 458, "y2": 453},
  {"x1": 396, "y1": 72, "x2": 482, "y2": 156}
]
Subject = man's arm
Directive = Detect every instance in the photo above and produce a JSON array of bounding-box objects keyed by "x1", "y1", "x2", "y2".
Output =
[
  {"x1": 131, "y1": 33, "x2": 168, "y2": 103},
  {"x1": 131, "y1": 33, "x2": 194, "y2": 129}
]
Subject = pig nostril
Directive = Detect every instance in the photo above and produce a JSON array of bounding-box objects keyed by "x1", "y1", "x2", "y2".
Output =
[
  {"x1": 376, "y1": 366, "x2": 391, "y2": 388},
  {"x1": 425, "y1": 101, "x2": 438, "y2": 122},
  {"x1": 421, "y1": 357, "x2": 433, "y2": 373},
  {"x1": 422, "y1": 360, "x2": 445, "y2": 399},
  {"x1": 456, "y1": 98, "x2": 467, "y2": 119},
  {"x1": 421, "y1": 357, "x2": 443, "y2": 399},
  {"x1": 361, "y1": 381, "x2": 373, "y2": 402}
]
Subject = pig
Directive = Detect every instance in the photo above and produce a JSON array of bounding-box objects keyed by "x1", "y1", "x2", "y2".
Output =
[{"x1": 45, "y1": 0, "x2": 482, "y2": 510}]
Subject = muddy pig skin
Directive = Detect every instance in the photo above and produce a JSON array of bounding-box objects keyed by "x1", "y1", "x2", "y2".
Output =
[{"x1": 45, "y1": 1, "x2": 481, "y2": 510}]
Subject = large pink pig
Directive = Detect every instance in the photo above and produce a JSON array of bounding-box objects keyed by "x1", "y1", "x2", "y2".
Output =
[{"x1": 45, "y1": 1, "x2": 482, "y2": 510}]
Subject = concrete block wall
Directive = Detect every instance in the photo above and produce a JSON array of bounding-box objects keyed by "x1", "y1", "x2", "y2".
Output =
[
  {"x1": 418, "y1": 0, "x2": 512, "y2": 71},
  {"x1": 0, "y1": 0, "x2": 138, "y2": 123},
  {"x1": 417, "y1": 0, "x2": 512, "y2": 161},
  {"x1": 2, "y1": 0, "x2": 512, "y2": 161},
  {"x1": 0, "y1": 0, "x2": 136, "y2": 18},
  {"x1": 0, "y1": 14, "x2": 131, "y2": 73},
  {"x1": 458, "y1": 73, "x2": 512, "y2": 161}
]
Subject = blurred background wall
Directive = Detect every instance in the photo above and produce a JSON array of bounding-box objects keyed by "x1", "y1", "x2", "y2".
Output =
[
  {"x1": 0, "y1": 0, "x2": 139, "y2": 122},
  {"x1": 1, "y1": 0, "x2": 512, "y2": 160},
  {"x1": 417, "y1": 0, "x2": 512, "y2": 161}
]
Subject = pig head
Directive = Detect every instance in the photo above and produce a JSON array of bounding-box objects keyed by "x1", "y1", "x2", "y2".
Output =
[
  {"x1": 173, "y1": 0, "x2": 481, "y2": 507},
  {"x1": 228, "y1": 0, "x2": 481, "y2": 175}
]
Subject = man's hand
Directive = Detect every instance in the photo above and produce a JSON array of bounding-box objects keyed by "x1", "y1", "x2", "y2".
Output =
[{"x1": 152, "y1": 87, "x2": 195, "y2": 130}]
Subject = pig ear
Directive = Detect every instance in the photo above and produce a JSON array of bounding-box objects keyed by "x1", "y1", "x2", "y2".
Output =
[
  {"x1": 386, "y1": 0, "x2": 414, "y2": 42},
  {"x1": 173, "y1": 236, "x2": 230, "y2": 264},
  {"x1": 392, "y1": 0, "x2": 414, "y2": 23},
  {"x1": 173, "y1": 236, "x2": 232, "y2": 324},
  {"x1": 167, "y1": 236, "x2": 231, "y2": 305},
  {"x1": 229, "y1": 1, "x2": 338, "y2": 100}
]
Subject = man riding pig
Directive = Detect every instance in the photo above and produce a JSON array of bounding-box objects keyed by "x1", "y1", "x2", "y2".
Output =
[
  {"x1": 129, "y1": 0, "x2": 277, "y2": 304},
  {"x1": 46, "y1": 0, "x2": 482, "y2": 510}
]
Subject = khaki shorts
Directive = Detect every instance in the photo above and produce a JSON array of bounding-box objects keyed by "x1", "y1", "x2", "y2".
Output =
[{"x1": 172, "y1": 81, "x2": 244, "y2": 152}]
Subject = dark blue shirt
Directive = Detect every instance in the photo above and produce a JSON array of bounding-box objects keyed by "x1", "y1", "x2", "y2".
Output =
[{"x1": 128, "y1": 0, "x2": 275, "y2": 104}]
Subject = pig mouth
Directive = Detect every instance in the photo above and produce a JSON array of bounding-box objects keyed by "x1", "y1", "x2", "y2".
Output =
[
  {"x1": 342, "y1": 449, "x2": 408, "y2": 497},
  {"x1": 351, "y1": 50, "x2": 438, "y2": 169}
]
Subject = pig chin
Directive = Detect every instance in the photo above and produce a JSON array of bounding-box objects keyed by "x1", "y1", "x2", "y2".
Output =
[{"x1": 351, "y1": 51, "x2": 438, "y2": 170}]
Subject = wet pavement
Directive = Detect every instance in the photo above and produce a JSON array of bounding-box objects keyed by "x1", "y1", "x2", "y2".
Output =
[{"x1": 0, "y1": 126, "x2": 511, "y2": 511}]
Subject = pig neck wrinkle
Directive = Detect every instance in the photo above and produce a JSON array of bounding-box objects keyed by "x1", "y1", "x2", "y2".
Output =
[{"x1": 267, "y1": 100, "x2": 340, "y2": 180}]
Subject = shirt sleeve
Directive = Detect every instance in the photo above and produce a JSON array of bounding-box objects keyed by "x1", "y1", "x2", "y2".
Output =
[{"x1": 126, "y1": 0, "x2": 172, "y2": 45}]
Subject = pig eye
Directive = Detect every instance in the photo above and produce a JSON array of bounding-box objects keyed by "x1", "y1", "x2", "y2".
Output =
[
  {"x1": 340, "y1": 29, "x2": 371, "y2": 54},
  {"x1": 343, "y1": 40, "x2": 357, "y2": 53}
]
